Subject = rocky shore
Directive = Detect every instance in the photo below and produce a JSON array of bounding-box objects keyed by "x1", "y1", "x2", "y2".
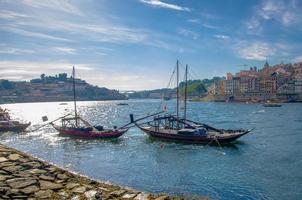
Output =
[{"x1": 0, "y1": 144, "x2": 210, "y2": 200}]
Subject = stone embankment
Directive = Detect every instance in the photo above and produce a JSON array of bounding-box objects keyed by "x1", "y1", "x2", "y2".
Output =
[{"x1": 0, "y1": 144, "x2": 210, "y2": 200}]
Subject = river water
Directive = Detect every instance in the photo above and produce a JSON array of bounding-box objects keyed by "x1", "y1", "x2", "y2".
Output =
[{"x1": 0, "y1": 100, "x2": 301, "y2": 200}]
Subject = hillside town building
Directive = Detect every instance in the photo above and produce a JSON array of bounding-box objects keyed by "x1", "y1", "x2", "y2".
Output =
[{"x1": 214, "y1": 62, "x2": 302, "y2": 102}]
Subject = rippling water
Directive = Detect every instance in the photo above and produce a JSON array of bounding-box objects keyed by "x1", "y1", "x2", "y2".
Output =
[{"x1": 1, "y1": 100, "x2": 302, "y2": 200}]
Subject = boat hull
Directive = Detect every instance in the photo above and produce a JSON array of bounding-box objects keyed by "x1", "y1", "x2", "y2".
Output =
[
  {"x1": 263, "y1": 104, "x2": 282, "y2": 107},
  {"x1": 0, "y1": 123, "x2": 31, "y2": 132},
  {"x1": 52, "y1": 125, "x2": 128, "y2": 139},
  {"x1": 138, "y1": 126, "x2": 250, "y2": 144}
]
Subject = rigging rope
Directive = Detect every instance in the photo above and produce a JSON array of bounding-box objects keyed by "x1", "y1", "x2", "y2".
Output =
[
  {"x1": 157, "y1": 64, "x2": 177, "y2": 112},
  {"x1": 151, "y1": 61, "x2": 198, "y2": 119},
  {"x1": 156, "y1": 61, "x2": 189, "y2": 114}
]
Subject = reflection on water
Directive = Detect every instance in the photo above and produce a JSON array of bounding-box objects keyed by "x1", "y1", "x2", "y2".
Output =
[{"x1": 1, "y1": 100, "x2": 302, "y2": 200}]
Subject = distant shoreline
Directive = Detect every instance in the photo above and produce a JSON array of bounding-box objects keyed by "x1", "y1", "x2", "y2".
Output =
[
  {"x1": 2, "y1": 97, "x2": 302, "y2": 105},
  {"x1": 0, "y1": 97, "x2": 128, "y2": 105}
]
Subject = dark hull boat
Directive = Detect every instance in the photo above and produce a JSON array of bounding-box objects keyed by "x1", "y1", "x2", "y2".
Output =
[
  {"x1": 139, "y1": 127, "x2": 250, "y2": 144},
  {"x1": 135, "y1": 115, "x2": 252, "y2": 145},
  {"x1": 163, "y1": 96, "x2": 171, "y2": 101},
  {"x1": 117, "y1": 103, "x2": 129, "y2": 106},
  {"x1": 133, "y1": 61, "x2": 253, "y2": 145},
  {"x1": 0, "y1": 107, "x2": 31, "y2": 132},
  {"x1": 52, "y1": 124, "x2": 128, "y2": 138},
  {"x1": 0, "y1": 121, "x2": 31, "y2": 132},
  {"x1": 263, "y1": 103, "x2": 282, "y2": 107}
]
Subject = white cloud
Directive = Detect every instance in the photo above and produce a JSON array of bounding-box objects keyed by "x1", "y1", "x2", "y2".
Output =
[
  {"x1": 245, "y1": 19, "x2": 261, "y2": 33},
  {"x1": 10, "y1": 14, "x2": 188, "y2": 52},
  {"x1": 100, "y1": 72, "x2": 167, "y2": 90},
  {"x1": 52, "y1": 47, "x2": 76, "y2": 54},
  {"x1": 0, "y1": 48, "x2": 34, "y2": 55},
  {"x1": 281, "y1": 12, "x2": 296, "y2": 26},
  {"x1": 236, "y1": 42, "x2": 274, "y2": 61},
  {"x1": 95, "y1": 52, "x2": 107, "y2": 56},
  {"x1": 260, "y1": 0, "x2": 281, "y2": 19},
  {"x1": 199, "y1": 12, "x2": 220, "y2": 20},
  {"x1": 0, "y1": 61, "x2": 93, "y2": 80},
  {"x1": 214, "y1": 34, "x2": 230, "y2": 40},
  {"x1": 0, "y1": 0, "x2": 190, "y2": 54},
  {"x1": 177, "y1": 28, "x2": 199, "y2": 40},
  {"x1": 1, "y1": 69, "x2": 35, "y2": 75},
  {"x1": 0, "y1": 61, "x2": 167, "y2": 90},
  {"x1": 231, "y1": 40, "x2": 299, "y2": 62},
  {"x1": 0, "y1": 61, "x2": 93, "y2": 71},
  {"x1": 201, "y1": 23, "x2": 219, "y2": 30},
  {"x1": 1, "y1": 7, "x2": 149, "y2": 44},
  {"x1": 5, "y1": 26, "x2": 72, "y2": 42},
  {"x1": 0, "y1": 0, "x2": 196, "y2": 90},
  {"x1": 80, "y1": 47, "x2": 113, "y2": 56},
  {"x1": 22, "y1": 0, "x2": 83, "y2": 16},
  {"x1": 246, "y1": 0, "x2": 302, "y2": 32},
  {"x1": 293, "y1": 55, "x2": 302, "y2": 63},
  {"x1": 0, "y1": 76, "x2": 24, "y2": 80},
  {"x1": 187, "y1": 19, "x2": 199, "y2": 23},
  {"x1": 0, "y1": 10, "x2": 30, "y2": 19},
  {"x1": 139, "y1": 0, "x2": 190, "y2": 12},
  {"x1": 113, "y1": 75, "x2": 141, "y2": 81}
]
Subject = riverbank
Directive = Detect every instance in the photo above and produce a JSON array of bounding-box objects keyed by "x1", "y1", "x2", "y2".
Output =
[
  {"x1": 0, "y1": 96, "x2": 128, "y2": 104},
  {"x1": 0, "y1": 144, "x2": 209, "y2": 200}
]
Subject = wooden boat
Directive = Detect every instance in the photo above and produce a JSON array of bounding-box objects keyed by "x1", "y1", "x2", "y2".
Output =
[
  {"x1": 0, "y1": 108, "x2": 30, "y2": 132},
  {"x1": 263, "y1": 103, "x2": 282, "y2": 107},
  {"x1": 163, "y1": 96, "x2": 171, "y2": 101},
  {"x1": 135, "y1": 115, "x2": 252, "y2": 144},
  {"x1": 0, "y1": 121, "x2": 31, "y2": 132},
  {"x1": 133, "y1": 61, "x2": 252, "y2": 145},
  {"x1": 49, "y1": 66, "x2": 129, "y2": 138},
  {"x1": 51, "y1": 116, "x2": 128, "y2": 138},
  {"x1": 116, "y1": 103, "x2": 129, "y2": 106}
]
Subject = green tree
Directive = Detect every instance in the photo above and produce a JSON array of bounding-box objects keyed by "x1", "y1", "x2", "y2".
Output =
[
  {"x1": 40, "y1": 73, "x2": 45, "y2": 80},
  {"x1": 0, "y1": 80, "x2": 14, "y2": 89},
  {"x1": 58, "y1": 73, "x2": 68, "y2": 81}
]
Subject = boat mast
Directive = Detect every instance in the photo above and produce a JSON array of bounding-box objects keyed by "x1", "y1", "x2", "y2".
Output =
[
  {"x1": 72, "y1": 66, "x2": 78, "y2": 127},
  {"x1": 176, "y1": 60, "x2": 179, "y2": 128},
  {"x1": 184, "y1": 64, "x2": 188, "y2": 120}
]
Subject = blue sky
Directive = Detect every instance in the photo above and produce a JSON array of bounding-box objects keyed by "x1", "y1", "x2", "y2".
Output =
[{"x1": 1, "y1": 0, "x2": 302, "y2": 90}]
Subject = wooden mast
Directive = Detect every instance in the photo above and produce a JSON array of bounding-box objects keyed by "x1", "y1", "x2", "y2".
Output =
[
  {"x1": 176, "y1": 60, "x2": 179, "y2": 129},
  {"x1": 72, "y1": 66, "x2": 78, "y2": 127},
  {"x1": 184, "y1": 64, "x2": 188, "y2": 120}
]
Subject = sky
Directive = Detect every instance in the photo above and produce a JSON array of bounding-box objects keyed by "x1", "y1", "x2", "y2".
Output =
[{"x1": 1, "y1": 0, "x2": 302, "y2": 90}]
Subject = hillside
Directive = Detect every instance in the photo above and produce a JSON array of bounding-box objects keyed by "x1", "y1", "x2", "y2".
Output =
[
  {"x1": 127, "y1": 77, "x2": 224, "y2": 99},
  {"x1": 0, "y1": 73, "x2": 126, "y2": 103}
]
